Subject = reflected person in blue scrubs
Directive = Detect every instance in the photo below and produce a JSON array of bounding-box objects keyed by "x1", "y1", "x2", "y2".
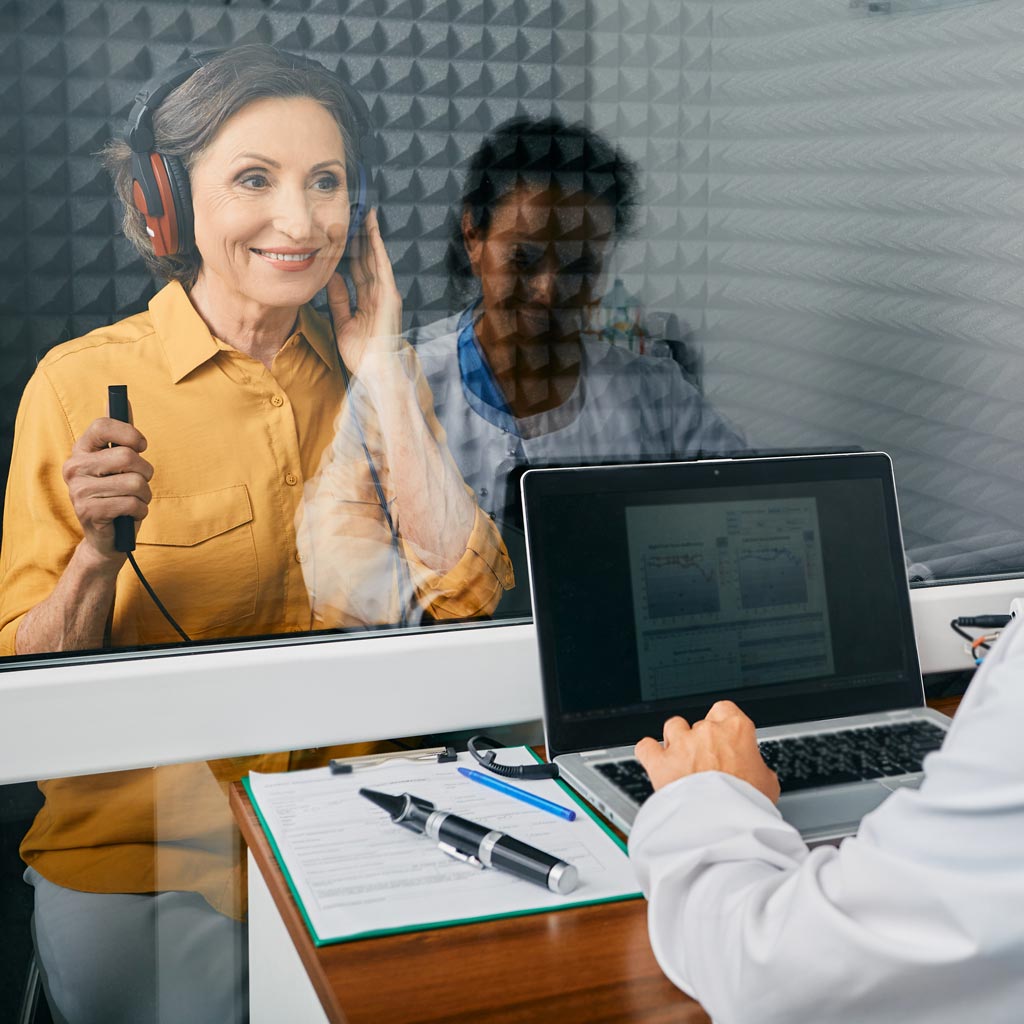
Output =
[{"x1": 411, "y1": 117, "x2": 745, "y2": 616}]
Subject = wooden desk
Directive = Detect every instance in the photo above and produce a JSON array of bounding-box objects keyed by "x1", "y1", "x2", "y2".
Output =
[
  {"x1": 230, "y1": 783, "x2": 708, "y2": 1024},
  {"x1": 231, "y1": 694, "x2": 962, "y2": 1024},
  {"x1": 928, "y1": 695, "x2": 962, "y2": 719}
]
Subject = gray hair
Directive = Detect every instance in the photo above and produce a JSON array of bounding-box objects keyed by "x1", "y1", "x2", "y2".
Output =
[{"x1": 101, "y1": 45, "x2": 363, "y2": 289}]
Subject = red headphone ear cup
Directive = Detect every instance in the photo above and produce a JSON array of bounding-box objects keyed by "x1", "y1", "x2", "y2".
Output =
[
  {"x1": 131, "y1": 153, "x2": 192, "y2": 258},
  {"x1": 131, "y1": 154, "x2": 178, "y2": 257}
]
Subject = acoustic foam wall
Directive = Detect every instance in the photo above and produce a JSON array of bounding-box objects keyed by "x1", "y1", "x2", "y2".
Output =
[
  {"x1": 7, "y1": 0, "x2": 1024, "y2": 580},
  {"x1": 0, "y1": 0, "x2": 606, "y2": 524}
]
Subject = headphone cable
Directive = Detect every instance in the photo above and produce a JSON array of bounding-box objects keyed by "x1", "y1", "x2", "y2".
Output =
[{"x1": 126, "y1": 550, "x2": 191, "y2": 642}]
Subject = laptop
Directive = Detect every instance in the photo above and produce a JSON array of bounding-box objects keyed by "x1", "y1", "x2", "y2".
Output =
[{"x1": 521, "y1": 452, "x2": 950, "y2": 843}]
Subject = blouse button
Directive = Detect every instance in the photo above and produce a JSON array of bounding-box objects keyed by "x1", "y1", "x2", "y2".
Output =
[
  {"x1": 285, "y1": 473, "x2": 298, "y2": 486},
  {"x1": 271, "y1": 394, "x2": 285, "y2": 407}
]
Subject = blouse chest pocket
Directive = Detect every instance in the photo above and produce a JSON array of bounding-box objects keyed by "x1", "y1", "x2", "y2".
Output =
[{"x1": 128, "y1": 484, "x2": 258, "y2": 639}]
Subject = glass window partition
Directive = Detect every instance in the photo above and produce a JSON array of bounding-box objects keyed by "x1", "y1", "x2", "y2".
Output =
[
  {"x1": 683, "y1": 0, "x2": 1024, "y2": 587},
  {"x1": 3, "y1": 1, "x2": 1024, "y2": 1020},
  {"x1": 3, "y1": 3, "x2": 1024, "y2": 665}
]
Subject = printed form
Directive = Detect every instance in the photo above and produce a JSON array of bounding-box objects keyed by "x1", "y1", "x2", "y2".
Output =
[{"x1": 247, "y1": 747, "x2": 639, "y2": 945}]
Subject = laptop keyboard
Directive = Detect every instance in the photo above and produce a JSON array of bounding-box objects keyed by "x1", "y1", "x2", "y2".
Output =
[
  {"x1": 759, "y1": 721, "x2": 946, "y2": 792},
  {"x1": 594, "y1": 719, "x2": 946, "y2": 803},
  {"x1": 595, "y1": 758, "x2": 656, "y2": 804}
]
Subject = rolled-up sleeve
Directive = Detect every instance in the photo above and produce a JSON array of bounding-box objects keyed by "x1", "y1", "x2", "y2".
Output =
[
  {"x1": 403, "y1": 500, "x2": 513, "y2": 620},
  {"x1": 296, "y1": 343, "x2": 512, "y2": 628},
  {"x1": 0, "y1": 369, "x2": 81, "y2": 657}
]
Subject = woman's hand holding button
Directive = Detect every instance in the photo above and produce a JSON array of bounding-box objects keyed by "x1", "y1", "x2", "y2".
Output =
[{"x1": 62, "y1": 418, "x2": 153, "y2": 565}]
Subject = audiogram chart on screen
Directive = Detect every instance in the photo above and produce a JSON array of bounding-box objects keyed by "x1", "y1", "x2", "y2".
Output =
[{"x1": 626, "y1": 498, "x2": 835, "y2": 701}]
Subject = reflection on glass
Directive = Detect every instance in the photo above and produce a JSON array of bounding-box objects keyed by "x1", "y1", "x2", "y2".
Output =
[
  {"x1": 0, "y1": 45, "x2": 509, "y2": 1023},
  {"x1": 0, "y1": 46, "x2": 507, "y2": 658},
  {"x1": 412, "y1": 116, "x2": 745, "y2": 615},
  {"x1": 22, "y1": 759, "x2": 250, "y2": 1023}
]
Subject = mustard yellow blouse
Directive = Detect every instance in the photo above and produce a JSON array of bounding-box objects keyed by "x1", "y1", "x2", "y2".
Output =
[{"x1": 1, "y1": 281, "x2": 511, "y2": 916}]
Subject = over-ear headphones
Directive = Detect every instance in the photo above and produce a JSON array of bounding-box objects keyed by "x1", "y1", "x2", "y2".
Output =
[
  {"x1": 125, "y1": 49, "x2": 376, "y2": 259},
  {"x1": 468, "y1": 735, "x2": 560, "y2": 780}
]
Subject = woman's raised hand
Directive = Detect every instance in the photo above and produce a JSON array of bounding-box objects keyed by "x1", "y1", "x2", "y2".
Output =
[
  {"x1": 62, "y1": 418, "x2": 153, "y2": 564},
  {"x1": 327, "y1": 208, "x2": 403, "y2": 376}
]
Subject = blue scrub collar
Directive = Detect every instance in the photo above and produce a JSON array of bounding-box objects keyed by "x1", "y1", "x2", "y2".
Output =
[{"x1": 457, "y1": 303, "x2": 520, "y2": 436}]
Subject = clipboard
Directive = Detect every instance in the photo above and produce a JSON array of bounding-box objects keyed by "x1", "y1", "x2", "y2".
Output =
[
  {"x1": 327, "y1": 744, "x2": 457, "y2": 773},
  {"x1": 244, "y1": 746, "x2": 641, "y2": 946}
]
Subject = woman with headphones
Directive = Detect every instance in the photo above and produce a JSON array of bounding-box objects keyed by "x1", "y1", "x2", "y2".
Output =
[{"x1": 0, "y1": 45, "x2": 509, "y2": 1023}]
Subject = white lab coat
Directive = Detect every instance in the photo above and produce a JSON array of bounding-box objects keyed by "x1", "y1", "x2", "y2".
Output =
[{"x1": 629, "y1": 620, "x2": 1024, "y2": 1024}]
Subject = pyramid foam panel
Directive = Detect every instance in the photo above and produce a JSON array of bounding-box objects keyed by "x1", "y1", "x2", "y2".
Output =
[{"x1": 6, "y1": 0, "x2": 673, "y2": 529}]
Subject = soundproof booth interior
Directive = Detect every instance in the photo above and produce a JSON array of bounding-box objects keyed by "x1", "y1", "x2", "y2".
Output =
[{"x1": 3, "y1": 0, "x2": 1024, "y2": 1020}]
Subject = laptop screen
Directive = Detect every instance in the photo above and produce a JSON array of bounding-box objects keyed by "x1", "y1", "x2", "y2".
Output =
[{"x1": 522, "y1": 454, "x2": 924, "y2": 759}]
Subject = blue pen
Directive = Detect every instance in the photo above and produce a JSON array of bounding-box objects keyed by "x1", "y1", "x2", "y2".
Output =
[{"x1": 457, "y1": 766, "x2": 577, "y2": 821}]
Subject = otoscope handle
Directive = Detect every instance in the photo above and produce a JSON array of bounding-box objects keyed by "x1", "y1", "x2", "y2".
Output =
[{"x1": 428, "y1": 811, "x2": 578, "y2": 895}]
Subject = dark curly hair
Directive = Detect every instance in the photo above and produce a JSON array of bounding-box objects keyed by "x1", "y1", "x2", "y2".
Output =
[{"x1": 445, "y1": 116, "x2": 640, "y2": 303}]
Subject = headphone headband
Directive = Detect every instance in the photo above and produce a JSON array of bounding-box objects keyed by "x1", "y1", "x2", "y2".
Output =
[{"x1": 125, "y1": 55, "x2": 207, "y2": 154}]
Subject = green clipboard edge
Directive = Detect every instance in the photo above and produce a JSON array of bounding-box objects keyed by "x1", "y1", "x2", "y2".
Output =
[
  {"x1": 242, "y1": 748, "x2": 641, "y2": 948},
  {"x1": 523, "y1": 745, "x2": 631, "y2": 853}
]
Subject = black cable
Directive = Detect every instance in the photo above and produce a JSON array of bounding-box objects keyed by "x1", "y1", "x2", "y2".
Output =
[
  {"x1": 467, "y1": 735, "x2": 560, "y2": 780},
  {"x1": 127, "y1": 550, "x2": 191, "y2": 642},
  {"x1": 949, "y1": 616, "x2": 1012, "y2": 661},
  {"x1": 955, "y1": 615, "x2": 1011, "y2": 629},
  {"x1": 949, "y1": 619, "x2": 977, "y2": 648},
  {"x1": 949, "y1": 620, "x2": 989, "y2": 660}
]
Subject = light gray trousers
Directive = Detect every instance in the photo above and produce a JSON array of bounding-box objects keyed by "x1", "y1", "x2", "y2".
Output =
[{"x1": 25, "y1": 867, "x2": 248, "y2": 1024}]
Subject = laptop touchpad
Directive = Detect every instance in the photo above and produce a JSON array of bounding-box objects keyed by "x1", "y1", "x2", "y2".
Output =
[{"x1": 778, "y1": 782, "x2": 890, "y2": 836}]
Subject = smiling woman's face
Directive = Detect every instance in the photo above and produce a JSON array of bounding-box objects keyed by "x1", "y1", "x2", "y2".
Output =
[{"x1": 189, "y1": 95, "x2": 350, "y2": 313}]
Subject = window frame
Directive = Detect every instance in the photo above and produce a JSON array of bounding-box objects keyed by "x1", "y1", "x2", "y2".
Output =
[{"x1": 0, "y1": 577, "x2": 1017, "y2": 786}]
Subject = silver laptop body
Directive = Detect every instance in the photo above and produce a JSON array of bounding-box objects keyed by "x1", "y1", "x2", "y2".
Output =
[{"x1": 521, "y1": 453, "x2": 950, "y2": 843}]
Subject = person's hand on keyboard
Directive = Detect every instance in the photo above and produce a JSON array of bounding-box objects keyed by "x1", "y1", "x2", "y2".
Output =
[{"x1": 634, "y1": 700, "x2": 781, "y2": 804}]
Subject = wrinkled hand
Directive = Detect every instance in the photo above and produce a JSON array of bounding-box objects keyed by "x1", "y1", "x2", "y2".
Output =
[
  {"x1": 329, "y1": 208, "x2": 403, "y2": 376},
  {"x1": 635, "y1": 700, "x2": 781, "y2": 803},
  {"x1": 62, "y1": 417, "x2": 153, "y2": 563}
]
